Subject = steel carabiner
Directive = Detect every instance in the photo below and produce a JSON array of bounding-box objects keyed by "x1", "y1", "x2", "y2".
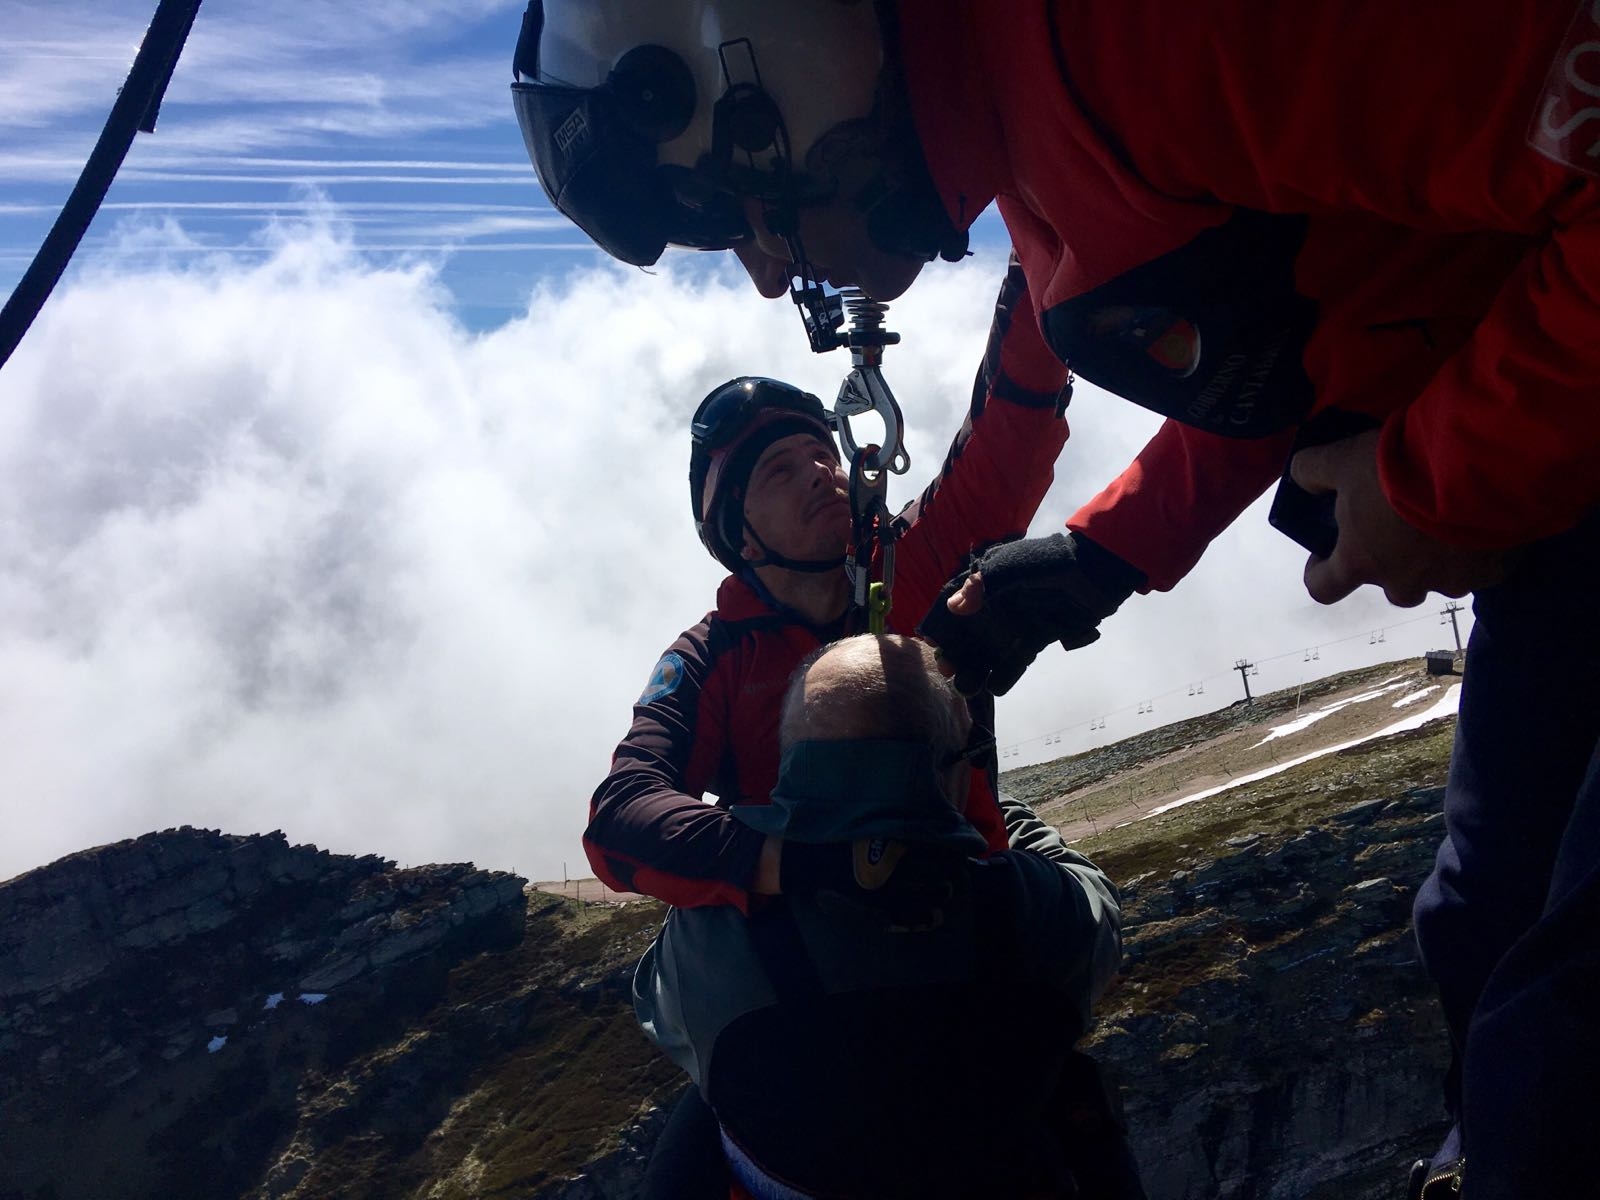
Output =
[
  {"x1": 835, "y1": 364, "x2": 910, "y2": 476},
  {"x1": 831, "y1": 289, "x2": 909, "y2": 477}
]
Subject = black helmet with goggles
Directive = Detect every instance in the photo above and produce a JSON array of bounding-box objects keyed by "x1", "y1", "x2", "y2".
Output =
[{"x1": 689, "y1": 377, "x2": 842, "y2": 573}]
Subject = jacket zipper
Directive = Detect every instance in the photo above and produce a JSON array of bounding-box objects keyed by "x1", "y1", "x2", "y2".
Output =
[{"x1": 1421, "y1": 1158, "x2": 1464, "y2": 1198}]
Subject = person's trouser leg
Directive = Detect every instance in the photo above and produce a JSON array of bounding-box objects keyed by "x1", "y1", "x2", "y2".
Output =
[
  {"x1": 639, "y1": 1085, "x2": 730, "y2": 1200},
  {"x1": 1410, "y1": 515, "x2": 1600, "y2": 1164},
  {"x1": 1054, "y1": 1051, "x2": 1148, "y2": 1200},
  {"x1": 1459, "y1": 744, "x2": 1600, "y2": 1195}
]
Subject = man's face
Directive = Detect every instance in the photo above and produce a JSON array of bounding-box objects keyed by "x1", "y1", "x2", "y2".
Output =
[
  {"x1": 740, "y1": 433, "x2": 850, "y2": 564},
  {"x1": 733, "y1": 199, "x2": 927, "y2": 302}
]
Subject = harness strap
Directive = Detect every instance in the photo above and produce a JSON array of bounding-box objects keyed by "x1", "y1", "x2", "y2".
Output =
[
  {"x1": 720, "y1": 1126, "x2": 823, "y2": 1200},
  {"x1": 722, "y1": 901, "x2": 830, "y2": 1199},
  {"x1": 845, "y1": 449, "x2": 901, "y2": 625},
  {"x1": 745, "y1": 898, "x2": 827, "y2": 1004}
]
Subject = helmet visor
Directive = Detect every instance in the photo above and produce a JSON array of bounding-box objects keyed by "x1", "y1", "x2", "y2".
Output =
[
  {"x1": 691, "y1": 377, "x2": 835, "y2": 454},
  {"x1": 512, "y1": 81, "x2": 751, "y2": 266}
]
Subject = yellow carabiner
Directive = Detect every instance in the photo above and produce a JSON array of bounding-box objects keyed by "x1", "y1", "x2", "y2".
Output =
[{"x1": 867, "y1": 580, "x2": 891, "y2": 636}]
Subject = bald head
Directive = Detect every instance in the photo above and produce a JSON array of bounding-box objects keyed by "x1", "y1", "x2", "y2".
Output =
[{"x1": 780, "y1": 634, "x2": 970, "y2": 760}]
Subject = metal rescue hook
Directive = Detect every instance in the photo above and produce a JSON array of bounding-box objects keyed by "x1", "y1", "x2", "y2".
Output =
[
  {"x1": 832, "y1": 291, "x2": 909, "y2": 476},
  {"x1": 832, "y1": 290, "x2": 908, "y2": 631}
]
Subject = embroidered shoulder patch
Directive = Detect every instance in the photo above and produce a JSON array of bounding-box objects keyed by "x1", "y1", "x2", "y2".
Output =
[
  {"x1": 1528, "y1": 1, "x2": 1600, "y2": 176},
  {"x1": 638, "y1": 652, "x2": 687, "y2": 705}
]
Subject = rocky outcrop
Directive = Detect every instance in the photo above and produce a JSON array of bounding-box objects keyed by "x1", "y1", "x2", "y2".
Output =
[
  {"x1": 0, "y1": 827, "x2": 530, "y2": 1200},
  {"x1": 1096, "y1": 785, "x2": 1452, "y2": 1199},
  {"x1": 539, "y1": 1101, "x2": 678, "y2": 1200},
  {"x1": 5, "y1": 828, "x2": 513, "y2": 983}
]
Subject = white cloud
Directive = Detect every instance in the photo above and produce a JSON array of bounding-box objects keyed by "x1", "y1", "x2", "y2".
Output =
[
  {"x1": 0, "y1": 220, "x2": 1444, "y2": 884},
  {"x1": 117, "y1": 170, "x2": 530, "y2": 186},
  {"x1": 401, "y1": 213, "x2": 578, "y2": 240},
  {"x1": 0, "y1": 2, "x2": 523, "y2": 182},
  {"x1": 132, "y1": 159, "x2": 529, "y2": 172},
  {"x1": 0, "y1": 7, "x2": 146, "y2": 130}
]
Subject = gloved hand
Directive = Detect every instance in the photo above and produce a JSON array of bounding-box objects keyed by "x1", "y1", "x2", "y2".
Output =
[{"x1": 918, "y1": 532, "x2": 1144, "y2": 696}]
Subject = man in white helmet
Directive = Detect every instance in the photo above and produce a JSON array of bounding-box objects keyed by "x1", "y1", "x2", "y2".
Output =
[{"x1": 514, "y1": 4, "x2": 1600, "y2": 1193}]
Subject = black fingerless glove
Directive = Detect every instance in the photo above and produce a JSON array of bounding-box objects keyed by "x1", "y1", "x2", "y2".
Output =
[{"x1": 918, "y1": 532, "x2": 1145, "y2": 696}]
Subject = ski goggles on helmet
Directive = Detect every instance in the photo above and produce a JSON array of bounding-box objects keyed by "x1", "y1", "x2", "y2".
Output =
[
  {"x1": 512, "y1": 5, "x2": 755, "y2": 267},
  {"x1": 691, "y1": 377, "x2": 835, "y2": 458},
  {"x1": 518, "y1": 8, "x2": 748, "y2": 267},
  {"x1": 512, "y1": 3, "x2": 855, "y2": 269},
  {"x1": 512, "y1": 81, "x2": 753, "y2": 267},
  {"x1": 690, "y1": 377, "x2": 838, "y2": 563}
]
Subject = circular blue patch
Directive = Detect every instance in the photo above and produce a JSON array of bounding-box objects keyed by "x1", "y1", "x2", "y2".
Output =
[{"x1": 638, "y1": 652, "x2": 687, "y2": 705}]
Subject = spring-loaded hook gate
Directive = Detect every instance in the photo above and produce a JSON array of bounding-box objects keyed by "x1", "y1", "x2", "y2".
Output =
[{"x1": 829, "y1": 291, "x2": 909, "y2": 633}]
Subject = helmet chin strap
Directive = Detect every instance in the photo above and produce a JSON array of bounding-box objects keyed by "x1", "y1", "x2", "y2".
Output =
[{"x1": 742, "y1": 518, "x2": 846, "y2": 574}]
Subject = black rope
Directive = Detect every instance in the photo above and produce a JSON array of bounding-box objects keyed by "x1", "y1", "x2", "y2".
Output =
[{"x1": 0, "y1": 0, "x2": 204, "y2": 372}]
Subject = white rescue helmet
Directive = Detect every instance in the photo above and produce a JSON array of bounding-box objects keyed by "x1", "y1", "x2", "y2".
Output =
[{"x1": 510, "y1": 0, "x2": 963, "y2": 269}]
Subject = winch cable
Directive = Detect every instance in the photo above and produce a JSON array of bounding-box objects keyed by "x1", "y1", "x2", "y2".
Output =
[
  {"x1": 0, "y1": 0, "x2": 204, "y2": 373},
  {"x1": 832, "y1": 291, "x2": 910, "y2": 635}
]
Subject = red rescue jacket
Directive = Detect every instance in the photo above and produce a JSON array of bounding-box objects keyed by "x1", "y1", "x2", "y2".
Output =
[
  {"x1": 587, "y1": 260, "x2": 1072, "y2": 910},
  {"x1": 900, "y1": 0, "x2": 1600, "y2": 582}
]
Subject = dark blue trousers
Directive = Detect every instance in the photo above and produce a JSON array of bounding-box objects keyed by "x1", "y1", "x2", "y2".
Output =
[{"x1": 1412, "y1": 515, "x2": 1600, "y2": 1194}]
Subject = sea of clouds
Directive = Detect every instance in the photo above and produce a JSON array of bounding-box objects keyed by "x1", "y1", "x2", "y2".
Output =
[{"x1": 0, "y1": 221, "x2": 1440, "y2": 882}]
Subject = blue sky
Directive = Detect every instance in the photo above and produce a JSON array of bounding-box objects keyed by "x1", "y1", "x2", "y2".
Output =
[
  {"x1": 0, "y1": 0, "x2": 1015, "y2": 328},
  {"x1": 0, "y1": 2, "x2": 1442, "y2": 884},
  {"x1": 3, "y1": 0, "x2": 604, "y2": 327}
]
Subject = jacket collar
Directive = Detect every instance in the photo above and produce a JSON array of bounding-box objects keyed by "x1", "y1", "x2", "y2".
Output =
[
  {"x1": 715, "y1": 571, "x2": 852, "y2": 639},
  {"x1": 713, "y1": 571, "x2": 776, "y2": 622}
]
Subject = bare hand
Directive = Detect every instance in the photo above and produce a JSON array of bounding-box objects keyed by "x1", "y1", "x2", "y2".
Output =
[
  {"x1": 945, "y1": 573, "x2": 986, "y2": 616},
  {"x1": 1289, "y1": 430, "x2": 1504, "y2": 607},
  {"x1": 753, "y1": 835, "x2": 783, "y2": 895}
]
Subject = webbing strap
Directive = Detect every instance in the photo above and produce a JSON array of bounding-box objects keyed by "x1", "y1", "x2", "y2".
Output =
[
  {"x1": 720, "y1": 1125, "x2": 821, "y2": 1200},
  {"x1": 745, "y1": 899, "x2": 827, "y2": 1005},
  {"x1": 846, "y1": 451, "x2": 899, "y2": 627},
  {"x1": 720, "y1": 902, "x2": 829, "y2": 1200}
]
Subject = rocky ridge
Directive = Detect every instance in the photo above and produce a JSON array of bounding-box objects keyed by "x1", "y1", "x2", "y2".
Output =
[
  {"x1": 0, "y1": 827, "x2": 678, "y2": 1200},
  {"x1": 1094, "y1": 771, "x2": 1451, "y2": 1198}
]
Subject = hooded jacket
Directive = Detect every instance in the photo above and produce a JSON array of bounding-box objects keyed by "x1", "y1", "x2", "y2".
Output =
[{"x1": 897, "y1": 0, "x2": 1600, "y2": 586}]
